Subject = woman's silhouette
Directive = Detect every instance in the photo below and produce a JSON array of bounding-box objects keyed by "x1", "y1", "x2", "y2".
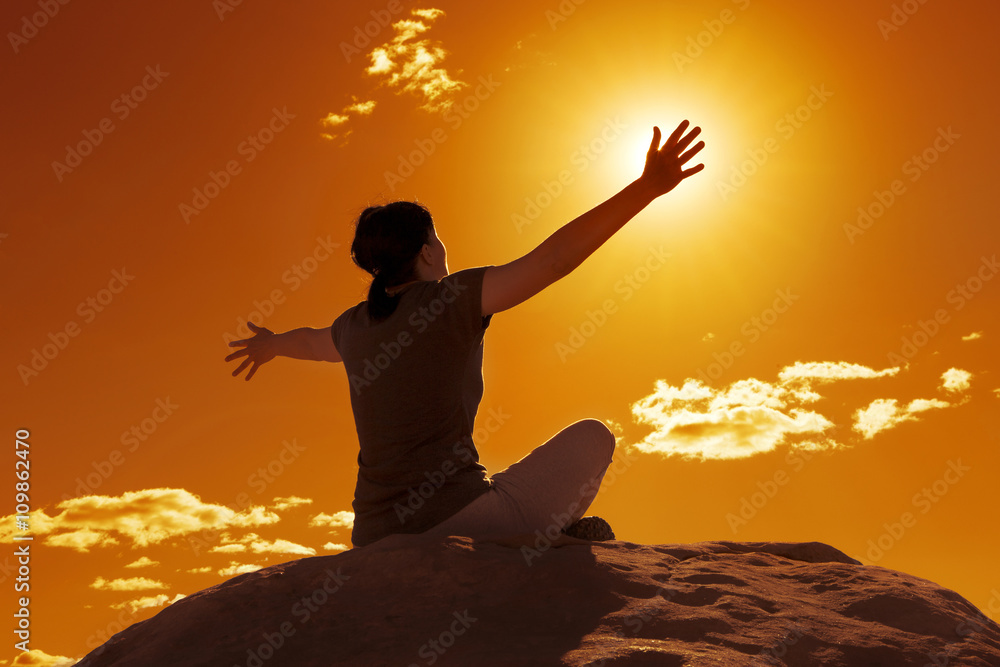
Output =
[{"x1": 225, "y1": 120, "x2": 705, "y2": 548}]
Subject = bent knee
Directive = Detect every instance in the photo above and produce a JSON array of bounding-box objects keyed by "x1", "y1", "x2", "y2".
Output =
[{"x1": 574, "y1": 418, "x2": 616, "y2": 461}]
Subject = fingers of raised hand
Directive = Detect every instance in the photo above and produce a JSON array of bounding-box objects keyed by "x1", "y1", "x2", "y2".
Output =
[
  {"x1": 648, "y1": 126, "x2": 662, "y2": 155},
  {"x1": 232, "y1": 357, "x2": 251, "y2": 378},
  {"x1": 666, "y1": 120, "x2": 690, "y2": 148},
  {"x1": 246, "y1": 322, "x2": 273, "y2": 336},
  {"x1": 675, "y1": 126, "x2": 702, "y2": 154},
  {"x1": 678, "y1": 139, "x2": 706, "y2": 164},
  {"x1": 681, "y1": 162, "x2": 706, "y2": 177},
  {"x1": 225, "y1": 348, "x2": 249, "y2": 362}
]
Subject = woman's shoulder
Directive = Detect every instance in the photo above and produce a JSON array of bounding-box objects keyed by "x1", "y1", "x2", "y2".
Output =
[
  {"x1": 435, "y1": 265, "x2": 494, "y2": 290},
  {"x1": 333, "y1": 300, "x2": 368, "y2": 327}
]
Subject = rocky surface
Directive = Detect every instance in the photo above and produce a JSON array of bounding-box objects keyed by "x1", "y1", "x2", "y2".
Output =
[{"x1": 77, "y1": 533, "x2": 1000, "y2": 666}]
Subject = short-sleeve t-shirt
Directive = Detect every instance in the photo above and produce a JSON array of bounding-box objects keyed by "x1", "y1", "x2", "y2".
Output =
[{"x1": 331, "y1": 265, "x2": 495, "y2": 547}]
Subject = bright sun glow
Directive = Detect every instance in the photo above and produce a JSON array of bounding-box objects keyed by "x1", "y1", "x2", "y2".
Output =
[{"x1": 589, "y1": 92, "x2": 739, "y2": 224}]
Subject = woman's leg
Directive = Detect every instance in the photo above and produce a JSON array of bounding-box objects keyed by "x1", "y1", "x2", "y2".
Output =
[{"x1": 422, "y1": 418, "x2": 616, "y2": 540}]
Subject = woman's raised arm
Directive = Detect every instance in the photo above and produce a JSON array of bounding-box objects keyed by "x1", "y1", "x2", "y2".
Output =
[{"x1": 481, "y1": 120, "x2": 705, "y2": 317}]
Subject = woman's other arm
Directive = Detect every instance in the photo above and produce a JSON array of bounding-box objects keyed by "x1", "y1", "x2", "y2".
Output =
[
  {"x1": 481, "y1": 120, "x2": 705, "y2": 316},
  {"x1": 225, "y1": 322, "x2": 342, "y2": 381}
]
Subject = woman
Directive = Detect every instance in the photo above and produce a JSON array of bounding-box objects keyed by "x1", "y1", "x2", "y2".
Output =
[{"x1": 226, "y1": 120, "x2": 705, "y2": 548}]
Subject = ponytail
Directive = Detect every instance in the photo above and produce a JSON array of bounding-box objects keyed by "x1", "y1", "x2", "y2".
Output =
[{"x1": 365, "y1": 271, "x2": 400, "y2": 322}]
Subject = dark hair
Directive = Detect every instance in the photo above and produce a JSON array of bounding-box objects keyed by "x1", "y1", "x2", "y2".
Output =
[{"x1": 350, "y1": 201, "x2": 434, "y2": 321}]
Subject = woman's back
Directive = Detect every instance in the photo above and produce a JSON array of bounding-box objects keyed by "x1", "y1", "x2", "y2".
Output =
[{"x1": 332, "y1": 266, "x2": 495, "y2": 546}]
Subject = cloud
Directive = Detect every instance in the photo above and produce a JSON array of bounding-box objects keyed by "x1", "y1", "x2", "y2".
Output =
[
  {"x1": 44, "y1": 528, "x2": 119, "y2": 552},
  {"x1": 778, "y1": 361, "x2": 900, "y2": 384},
  {"x1": 110, "y1": 593, "x2": 185, "y2": 614},
  {"x1": 90, "y1": 576, "x2": 167, "y2": 592},
  {"x1": 209, "y1": 543, "x2": 247, "y2": 554},
  {"x1": 628, "y1": 361, "x2": 959, "y2": 460},
  {"x1": 940, "y1": 368, "x2": 972, "y2": 393},
  {"x1": 344, "y1": 100, "x2": 376, "y2": 115},
  {"x1": 323, "y1": 542, "x2": 350, "y2": 552},
  {"x1": 0, "y1": 488, "x2": 280, "y2": 551},
  {"x1": 411, "y1": 8, "x2": 445, "y2": 20},
  {"x1": 320, "y1": 8, "x2": 465, "y2": 144},
  {"x1": 4, "y1": 649, "x2": 77, "y2": 666},
  {"x1": 321, "y1": 112, "x2": 349, "y2": 127},
  {"x1": 852, "y1": 398, "x2": 951, "y2": 439},
  {"x1": 124, "y1": 556, "x2": 159, "y2": 569},
  {"x1": 211, "y1": 532, "x2": 316, "y2": 556},
  {"x1": 269, "y1": 496, "x2": 313, "y2": 512},
  {"x1": 310, "y1": 511, "x2": 355, "y2": 530},
  {"x1": 319, "y1": 97, "x2": 376, "y2": 144},
  {"x1": 249, "y1": 538, "x2": 315, "y2": 555},
  {"x1": 961, "y1": 331, "x2": 983, "y2": 341},
  {"x1": 228, "y1": 505, "x2": 283, "y2": 528},
  {"x1": 629, "y1": 375, "x2": 839, "y2": 461},
  {"x1": 364, "y1": 9, "x2": 466, "y2": 113},
  {"x1": 186, "y1": 566, "x2": 212, "y2": 574},
  {"x1": 218, "y1": 561, "x2": 263, "y2": 577}
]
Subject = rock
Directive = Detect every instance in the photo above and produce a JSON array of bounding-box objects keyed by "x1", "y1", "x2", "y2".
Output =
[{"x1": 77, "y1": 533, "x2": 1000, "y2": 666}]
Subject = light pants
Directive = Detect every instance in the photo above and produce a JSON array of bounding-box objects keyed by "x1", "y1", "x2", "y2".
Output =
[{"x1": 420, "y1": 418, "x2": 616, "y2": 541}]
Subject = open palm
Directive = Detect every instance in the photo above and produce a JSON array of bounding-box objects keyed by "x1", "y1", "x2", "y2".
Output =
[
  {"x1": 640, "y1": 120, "x2": 705, "y2": 197},
  {"x1": 225, "y1": 322, "x2": 276, "y2": 381}
]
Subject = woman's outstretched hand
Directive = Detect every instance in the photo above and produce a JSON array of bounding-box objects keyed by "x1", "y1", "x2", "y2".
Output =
[
  {"x1": 225, "y1": 321, "x2": 276, "y2": 381},
  {"x1": 638, "y1": 120, "x2": 705, "y2": 198}
]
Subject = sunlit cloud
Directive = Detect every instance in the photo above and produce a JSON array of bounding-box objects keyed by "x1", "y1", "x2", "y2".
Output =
[
  {"x1": 319, "y1": 97, "x2": 377, "y2": 144},
  {"x1": 778, "y1": 361, "x2": 900, "y2": 384},
  {"x1": 209, "y1": 543, "x2": 247, "y2": 554},
  {"x1": 321, "y1": 112, "x2": 348, "y2": 127},
  {"x1": 323, "y1": 542, "x2": 350, "y2": 552},
  {"x1": 320, "y1": 8, "x2": 464, "y2": 144},
  {"x1": 218, "y1": 561, "x2": 264, "y2": 577},
  {"x1": 0, "y1": 488, "x2": 280, "y2": 552},
  {"x1": 961, "y1": 331, "x2": 983, "y2": 341},
  {"x1": 3, "y1": 649, "x2": 77, "y2": 666},
  {"x1": 411, "y1": 8, "x2": 445, "y2": 20},
  {"x1": 852, "y1": 398, "x2": 951, "y2": 439},
  {"x1": 629, "y1": 376, "x2": 838, "y2": 461},
  {"x1": 211, "y1": 532, "x2": 316, "y2": 556},
  {"x1": 709, "y1": 378, "x2": 804, "y2": 410},
  {"x1": 310, "y1": 510, "x2": 355, "y2": 530},
  {"x1": 364, "y1": 9, "x2": 466, "y2": 114},
  {"x1": 90, "y1": 576, "x2": 167, "y2": 592},
  {"x1": 269, "y1": 496, "x2": 313, "y2": 512},
  {"x1": 228, "y1": 505, "x2": 283, "y2": 528},
  {"x1": 940, "y1": 368, "x2": 972, "y2": 393},
  {"x1": 345, "y1": 99, "x2": 376, "y2": 115},
  {"x1": 629, "y1": 361, "x2": 959, "y2": 460},
  {"x1": 186, "y1": 566, "x2": 212, "y2": 574},
  {"x1": 249, "y1": 538, "x2": 315, "y2": 555},
  {"x1": 45, "y1": 528, "x2": 119, "y2": 552},
  {"x1": 124, "y1": 556, "x2": 159, "y2": 569},
  {"x1": 110, "y1": 593, "x2": 185, "y2": 614}
]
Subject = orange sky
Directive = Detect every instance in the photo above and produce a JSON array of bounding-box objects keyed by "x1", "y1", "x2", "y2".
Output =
[{"x1": 2, "y1": 0, "x2": 999, "y2": 663}]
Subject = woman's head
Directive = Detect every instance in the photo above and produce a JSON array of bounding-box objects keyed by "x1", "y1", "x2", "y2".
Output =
[{"x1": 350, "y1": 201, "x2": 446, "y2": 320}]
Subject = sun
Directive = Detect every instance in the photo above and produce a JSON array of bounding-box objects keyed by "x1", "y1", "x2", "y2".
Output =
[{"x1": 581, "y1": 92, "x2": 738, "y2": 225}]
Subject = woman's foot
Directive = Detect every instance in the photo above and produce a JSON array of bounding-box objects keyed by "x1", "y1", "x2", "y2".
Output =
[{"x1": 562, "y1": 516, "x2": 615, "y2": 541}]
